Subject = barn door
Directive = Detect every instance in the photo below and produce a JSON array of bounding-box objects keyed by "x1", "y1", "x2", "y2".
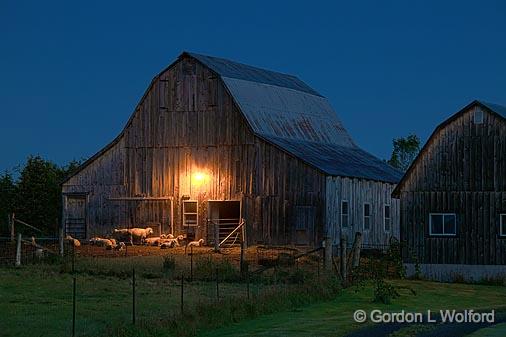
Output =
[
  {"x1": 65, "y1": 195, "x2": 87, "y2": 239},
  {"x1": 207, "y1": 201, "x2": 242, "y2": 247}
]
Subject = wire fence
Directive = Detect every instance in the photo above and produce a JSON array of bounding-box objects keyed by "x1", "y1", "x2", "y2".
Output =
[{"x1": 1, "y1": 236, "x2": 349, "y2": 337}]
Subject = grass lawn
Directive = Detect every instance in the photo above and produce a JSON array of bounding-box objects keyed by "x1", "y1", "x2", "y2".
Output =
[
  {"x1": 466, "y1": 323, "x2": 506, "y2": 337},
  {"x1": 199, "y1": 280, "x2": 506, "y2": 337},
  {"x1": 0, "y1": 266, "x2": 260, "y2": 337},
  {"x1": 2, "y1": 262, "x2": 506, "y2": 337}
]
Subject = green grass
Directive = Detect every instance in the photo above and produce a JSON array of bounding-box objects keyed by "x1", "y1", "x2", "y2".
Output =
[
  {"x1": 0, "y1": 261, "x2": 338, "y2": 337},
  {"x1": 199, "y1": 280, "x2": 506, "y2": 337},
  {"x1": 0, "y1": 266, "x2": 261, "y2": 337},
  {"x1": 388, "y1": 324, "x2": 436, "y2": 337},
  {"x1": 466, "y1": 323, "x2": 506, "y2": 337},
  {"x1": 3, "y1": 260, "x2": 506, "y2": 337}
]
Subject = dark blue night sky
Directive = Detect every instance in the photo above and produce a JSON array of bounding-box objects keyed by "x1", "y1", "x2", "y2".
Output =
[{"x1": 1, "y1": 0, "x2": 505, "y2": 173}]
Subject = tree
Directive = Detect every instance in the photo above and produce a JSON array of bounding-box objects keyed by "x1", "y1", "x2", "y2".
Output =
[
  {"x1": 0, "y1": 172, "x2": 17, "y2": 235},
  {"x1": 388, "y1": 134, "x2": 421, "y2": 172},
  {"x1": 0, "y1": 156, "x2": 84, "y2": 236},
  {"x1": 15, "y1": 156, "x2": 63, "y2": 235}
]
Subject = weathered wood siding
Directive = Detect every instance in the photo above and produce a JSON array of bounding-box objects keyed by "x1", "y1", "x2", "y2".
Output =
[
  {"x1": 62, "y1": 55, "x2": 326, "y2": 245},
  {"x1": 326, "y1": 176, "x2": 399, "y2": 246},
  {"x1": 399, "y1": 106, "x2": 506, "y2": 264}
]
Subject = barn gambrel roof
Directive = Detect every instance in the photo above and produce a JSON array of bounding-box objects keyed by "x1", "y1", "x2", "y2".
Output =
[
  {"x1": 63, "y1": 52, "x2": 402, "y2": 184},
  {"x1": 188, "y1": 52, "x2": 402, "y2": 183}
]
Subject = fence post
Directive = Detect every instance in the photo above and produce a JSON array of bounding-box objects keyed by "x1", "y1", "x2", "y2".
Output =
[
  {"x1": 215, "y1": 267, "x2": 219, "y2": 301},
  {"x1": 9, "y1": 214, "x2": 15, "y2": 242},
  {"x1": 240, "y1": 236, "x2": 245, "y2": 275},
  {"x1": 246, "y1": 272, "x2": 250, "y2": 300},
  {"x1": 214, "y1": 222, "x2": 220, "y2": 253},
  {"x1": 324, "y1": 237, "x2": 332, "y2": 271},
  {"x1": 180, "y1": 273, "x2": 184, "y2": 315},
  {"x1": 340, "y1": 237, "x2": 347, "y2": 286},
  {"x1": 72, "y1": 243, "x2": 75, "y2": 274},
  {"x1": 132, "y1": 268, "x2": 136, "y2": 325},
  {"x1": 317, "y1": 255, "x2": 320, "y2": 281},
  {"x1": 59, "y1": 228, "x2": 64, "y2": 257},
  {"x1": 351, "y1": 232, "x2": 363, "y2": 268},
  {"x1": 15, "y1": 233, "x2": 22, "y2": 267},
  {"x1": 190, "y1": 246, "x2": 193, "y2": 282},
  {"x1": 72, "y1": 276, "x2": 76, "y2": 337}
]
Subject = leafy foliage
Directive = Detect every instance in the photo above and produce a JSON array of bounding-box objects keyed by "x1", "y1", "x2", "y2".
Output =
[
  {"x1": 0, "y1": 156, "x2": 83, "y2": 236},
  {"x1": 0, "y1": 172, "x2": 17, "y2": 235},
  {"x1": 351, "y1": 240, "x2": 414, "y2": 304},
  {"x1": 373, "y1": 279, "x2": 400, "y2": 304},
  {"x1": 388, "y1": 134, "x2": 421, "y2": 172}
]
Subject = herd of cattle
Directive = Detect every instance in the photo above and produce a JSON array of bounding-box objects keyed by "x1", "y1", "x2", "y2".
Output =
[{"x1": 64, "y1": 227, "x2": 205, "y2": 252}]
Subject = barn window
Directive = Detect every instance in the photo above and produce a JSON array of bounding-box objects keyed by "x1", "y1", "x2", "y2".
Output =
[
  {"x1": 384, "y1": 204, "x2": 391, "y2": 232},
  {"x1": 429, "y1": 213, "x2": 456, "y2": 236},
  {"x1": 500, "y1": 214, "x2": 506, "y2": 237},
  {"x1": 474, "y1": 108, "x2": 484, "y2": 124},
  {"x1": 341, "y1": 200, "x2": 349, "y2": 228},
  {"x1": 183, "y1": 200, "x2": 198, "y2": 227},
  {"x1": 363, "y1": 203, "x2": 371, "y2": 231}
]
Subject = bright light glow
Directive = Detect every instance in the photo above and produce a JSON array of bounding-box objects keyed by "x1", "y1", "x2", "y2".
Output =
[{"x1": 192, "y1": 172, "x2": 207, "y2": 186}]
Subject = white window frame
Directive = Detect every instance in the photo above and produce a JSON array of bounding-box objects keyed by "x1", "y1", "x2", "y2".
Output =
[
  {"x1": 429, "y1": 213, "x2": 457, "y2": 236},
  {"x1": 363, "y1": 203, "x2": 371, "y2": 231},
  {"x1": 500, "y1": 214, "x2": 506, "y2": 237},
  {"x1": 341, "y1": 200, "x2": 349, "y2": 228},
  {"x1": 384, "y1": 204, "x2": 391, "y2": 232},
  {"x1": 183, "y1": 200, "x2": 198, "y2": 227}
]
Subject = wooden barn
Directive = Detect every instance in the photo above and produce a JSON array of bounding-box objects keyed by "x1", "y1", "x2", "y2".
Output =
[
  {"x1": 61, "y1": 52, "x2": 401, "y2": 247},
  {"x1": 393, "y1": 100, "x2": 506, "y2": 281}
]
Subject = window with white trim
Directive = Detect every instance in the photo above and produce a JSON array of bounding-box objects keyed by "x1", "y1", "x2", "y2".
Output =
[
  {"x1": 429, "y1": 213, "x2": 456, "y2": 236},
  {"x1": 183, "y1": 200, "x2": 198, "y2": 227},
  {"x1": 384, "y1": 204, "x2": 391, "y2": 232},
  {"x1": 500, "y1": 214, "x2": 506, "y2": 237},
  {"x1": 341, "y1": 200, "x2": 349, "y2": 228},
  {"x1": 363, "y1": 203, "x2": 371, "y2": 231}
]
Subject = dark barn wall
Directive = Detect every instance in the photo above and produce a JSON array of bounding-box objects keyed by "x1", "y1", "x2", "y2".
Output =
[
  {"x1": 63, "y1": 55, "x2": 326, "y2": 245},
  {"x1": 399, "y1": 106, "x2": 506, "y2": 265}
]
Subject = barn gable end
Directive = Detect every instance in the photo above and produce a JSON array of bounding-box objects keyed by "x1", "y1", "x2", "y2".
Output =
[
  {"x1": 394, "y1": 100, "x2": 506, "y2": 280},
  {"x1": 62, "y1": 52, "x2": 401, "y2": 248}
]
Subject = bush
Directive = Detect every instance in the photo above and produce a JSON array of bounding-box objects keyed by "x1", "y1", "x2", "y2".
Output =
[
  {"x1": 194, "y1": 257, "x2": 241, "y2": 282},
  {"x1": 373, "y1": 279, "x2": 400, "y2": 304}
]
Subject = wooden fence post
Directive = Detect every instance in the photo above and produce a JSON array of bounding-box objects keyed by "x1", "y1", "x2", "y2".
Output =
[
  {"x1": 324, "y1": 237, "x2": 332, "y2": 271},
  {"x1": 351, "y1": 232, "x2": 363, "y2": 268},
  {"x1": 59, "y1": 228, "x2": 64, "y2": 257},
  {"x1": 9, "y1": 214, "x2": 15, "y2": 242},
  {"x1": 340, "y1": 237, "x2": 347, "y2": 286},
  {"x1": 15, "y1": 233, "x2": 22, "y2": 267}
]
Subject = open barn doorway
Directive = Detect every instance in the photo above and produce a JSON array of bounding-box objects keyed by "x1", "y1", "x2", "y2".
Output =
[
  {"x1": 63, "y1": 194, "x2": 87, "y2": 239},
  {"x1": 207, "y1": 201, "x2": 242, "y2": 247}
]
